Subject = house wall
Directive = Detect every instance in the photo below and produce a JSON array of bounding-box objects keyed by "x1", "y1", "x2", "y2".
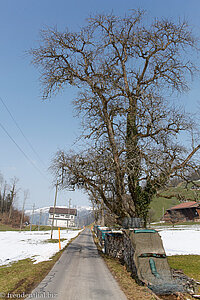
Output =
[
  {"x1": 162, "y1": 211, "x2": 172, "y2": 223},
  {"x1": 163, "y1": 208, "x2": 200, "y2": 223},
  {"x1": 48, "y1": 214, "x2": 76, "y2": 227}
]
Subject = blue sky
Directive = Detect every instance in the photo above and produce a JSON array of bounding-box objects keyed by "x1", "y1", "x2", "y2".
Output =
[{"x1": 0, "y1": 0, "x2": 200, "y2": 211}]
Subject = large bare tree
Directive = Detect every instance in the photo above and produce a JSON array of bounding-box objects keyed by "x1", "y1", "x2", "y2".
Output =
[{"x1": 30, "y1": 11, "x2": 200, "y2": 224}]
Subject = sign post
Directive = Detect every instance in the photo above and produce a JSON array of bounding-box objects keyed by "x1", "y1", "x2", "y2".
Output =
[{"x1": 58, "y1": 227, "x2": 61, "y2": 250}]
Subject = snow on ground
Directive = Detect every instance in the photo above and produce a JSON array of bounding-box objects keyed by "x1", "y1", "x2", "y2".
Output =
[
  {"x1": 1, "y1": 225, "x2": 200, "y2": 267},
  {"x1": 0, "y1": 229, "x2": 82, "y2": 266},
  {"x1": 156, "y1": 225, "x2": 200, "y2": 256}
]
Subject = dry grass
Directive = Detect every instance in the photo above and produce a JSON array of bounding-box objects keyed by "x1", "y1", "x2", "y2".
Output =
[
  {"x1": 0, "y1": 223, "x2": 74, "y2": 231},
  {"x1": 103, "y1": 255, "x2": 157, "y2": 300},
  {"x1": 0, "y1": 254, "x2": 62, "y2": 299},
  {"x1": 92, "y1": 233, "x2": 157, "y2": 300}
]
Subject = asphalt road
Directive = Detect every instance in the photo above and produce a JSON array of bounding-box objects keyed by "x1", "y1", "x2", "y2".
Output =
[{"x1": 27, "y1": 229, "x2": 127, "y2": 300}]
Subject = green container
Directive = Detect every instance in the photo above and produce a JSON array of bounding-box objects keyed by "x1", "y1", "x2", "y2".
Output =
[{"x1": 134, "y1": 229, "x2": 157, "y2": 234}]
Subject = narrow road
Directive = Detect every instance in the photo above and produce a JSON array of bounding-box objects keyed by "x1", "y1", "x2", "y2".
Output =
[{"x1": 27, "y1": 229, "x2": 127, "y2": 300}]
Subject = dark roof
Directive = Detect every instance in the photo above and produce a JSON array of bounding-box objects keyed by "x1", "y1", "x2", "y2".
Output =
[
  {"x1": 167, "y1": 201, "x2": 199, "y2": 211},
  {"x1": 49, "y1": 207, "x2": 77, "y2": 215}
]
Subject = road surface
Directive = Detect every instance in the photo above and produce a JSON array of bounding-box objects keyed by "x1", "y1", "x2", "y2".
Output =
[{"x1": 27, "y1": 229, "x2": 127, "y2": 300}]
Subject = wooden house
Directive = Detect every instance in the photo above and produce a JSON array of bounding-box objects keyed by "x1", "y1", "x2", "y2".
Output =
[{"x1": 162, "y1": 201, "x2": 200, "y2": 223}]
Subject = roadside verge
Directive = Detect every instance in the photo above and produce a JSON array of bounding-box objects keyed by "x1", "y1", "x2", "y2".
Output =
[
  {"x1": 92, "y1": 230, "x2": 158, "y2": 300},
  {"x1": 0, "y1": 230, "x2": 82, "y2": 299}
]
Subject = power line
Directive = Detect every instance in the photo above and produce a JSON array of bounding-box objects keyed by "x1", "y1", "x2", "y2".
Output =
[
  {"x1": 0, "y1": 96, "x2": 46, "y2": 168},
  {"x1": 0, "y1": 121, "x2": 48, "y2": 181}
]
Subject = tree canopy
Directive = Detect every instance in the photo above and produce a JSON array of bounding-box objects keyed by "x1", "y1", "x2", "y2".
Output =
[{"x1": 30, "y1": 10, "x2": 200, "y2": 224}]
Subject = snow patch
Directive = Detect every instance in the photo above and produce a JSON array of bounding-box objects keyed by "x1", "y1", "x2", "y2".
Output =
[
  {"x1": 0, "y1": 229, "x2": 82, "y2": 266},
  {"x1": 157, "y1": 225, "x2": 200, "y2": 255},
  {"x1": 1, "y1": 225, "x2": 200, "y2": 268}
]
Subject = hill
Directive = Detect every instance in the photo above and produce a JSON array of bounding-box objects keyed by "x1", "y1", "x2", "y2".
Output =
[
  {"x1": 150, "y1": 181, "x2": 200, "y2": 221},
  {"x1": 25, "y1": 182, "x2": 200, "y2": 225},
  {"x1": 25, "y1": 206, "x2": 94, "y2": 226}
]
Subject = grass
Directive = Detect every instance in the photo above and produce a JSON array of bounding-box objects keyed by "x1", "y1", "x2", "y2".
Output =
[
  {"x1": 152, "y1": 221, "x2": 200, "y2": 227},
  {"x1": 0, "y1": 254, "x2": 62, "y2": 299},
  {"x1": 150, "y1": 183, "x2": 200, "y2": 222},
  {"x1": 0, "y1": 231, "x2": 82, "y2": 300},
  {"x1": 0, "y1": 224, "x2": 19, "y2": 231},
  {"x1": 168, "y1": 255, "x2": 200, "y2": 282},
  {"x1": 0, "y1": 224, "x2": 73, "y2": 231},
  {"x1": 150, "y1": 196, "x2": 179, "y2": 222},
  {"x1": 44, "y1": 238, "x2": 67, "y2": 243}
]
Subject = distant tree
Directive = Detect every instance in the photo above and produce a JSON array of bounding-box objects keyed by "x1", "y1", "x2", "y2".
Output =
[
  {"x1": 0, "y1": 176, "x2": 19, "y2": 214},
  {"x1": 8, "y1": 177, "x2": 19, "y2": 219},
  {"x1": 31, "y1": 11, "x2": 200, "y2": 225}
]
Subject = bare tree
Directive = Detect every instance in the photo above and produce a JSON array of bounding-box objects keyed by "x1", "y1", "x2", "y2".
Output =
[
  {"x1": 8, "y1": 177, "x2": 19, "y2": 219},
  {"x1": 1, "y1": 181, "x2": 7, "y2": 214},
  {"x1": 31, "y1": 11, "x2": 200, "y2": 225},
  {"x1": 50, "y1": 148, "x2": 123, "y2": 217}
]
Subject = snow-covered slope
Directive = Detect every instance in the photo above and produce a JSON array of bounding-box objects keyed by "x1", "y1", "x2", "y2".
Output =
[
  {"x1": 25, "y1": 205, "x2": 93, "y2": 216},
  {"x1": 1, "y1": 226, "x2": 200, "y2": 267},
  {"x1": 25, "y1": 207, "x2": 50, "y2": 215},
  {"x1": 0, "y1": 229, "x2": 82, "y2": 266}
]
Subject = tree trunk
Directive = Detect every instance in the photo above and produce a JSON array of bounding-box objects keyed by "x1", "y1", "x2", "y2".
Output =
[{"x1": 126, "y1": 95, "x2": 141, "y2": 217}]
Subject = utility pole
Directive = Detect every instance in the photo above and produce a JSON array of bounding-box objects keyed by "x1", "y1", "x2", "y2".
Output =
[
  {"x1": 30, "y1": 203, "x2": 35, "y2": 231},
  {"x1": 45, "y1": 214, "x2": 48, "y2": 225},
  {"x1": 68, "y1": 198, "x2": 71, "y2": 209},
  {"x1": 38, "y1": 209, "x2": 42, "y2": 231},
  {"x1": 101, "y1": 198, "x2": 105, "y2": 226},
  {"x1": 77, "y1": 210, "x2": 79, "y2": 228},
  {"x1": 20, "y1": 190, "x2": 28, "y2": 231},
  {"x1": 51, "y1": 181, "x2": 58, "y2": 239}
]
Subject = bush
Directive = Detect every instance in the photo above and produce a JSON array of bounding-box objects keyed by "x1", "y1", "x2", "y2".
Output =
[{"x1": 0, "y1": 209, "x2": 29, "y2": 228}]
